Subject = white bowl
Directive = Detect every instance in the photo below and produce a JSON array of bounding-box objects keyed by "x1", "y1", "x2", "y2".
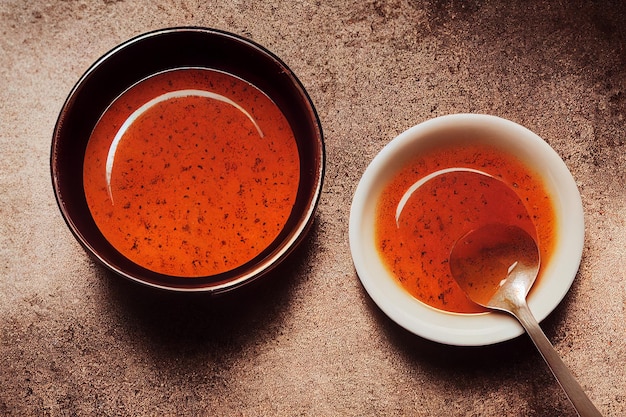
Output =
[{"x1": 349, "y1": 114, "x2": 584, "y2": 346}]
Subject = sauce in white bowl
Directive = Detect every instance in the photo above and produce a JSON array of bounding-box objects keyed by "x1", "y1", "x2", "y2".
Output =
[{"x1": 349, "y1": 114, "x2": 584, "y2": 346}]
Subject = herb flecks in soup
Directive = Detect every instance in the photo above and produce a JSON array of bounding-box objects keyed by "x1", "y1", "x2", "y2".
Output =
[
  {"x1": 83, "y1": 68, "x2": 300, "y2": 277},
  {"x1": 375, "y1": 143, "x2": 557, "y2": 313}
]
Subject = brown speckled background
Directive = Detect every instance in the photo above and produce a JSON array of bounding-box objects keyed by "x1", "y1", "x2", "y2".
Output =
[{"x1": 1, "y1": 1, "x2": 625, "y2": 416}]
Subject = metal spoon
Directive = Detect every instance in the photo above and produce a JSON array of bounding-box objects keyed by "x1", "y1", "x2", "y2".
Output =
[{"x1": 449, "y1": 224, "x2": 602, "y2": 417}]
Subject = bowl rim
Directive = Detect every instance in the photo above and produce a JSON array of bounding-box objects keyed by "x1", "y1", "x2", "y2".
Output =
[
  {"x1": 349, "y1": 113, "x2": 584, "y2": 346},
  {"x1": 51, "y1": 26, "x2": 325, "y2": 292}
]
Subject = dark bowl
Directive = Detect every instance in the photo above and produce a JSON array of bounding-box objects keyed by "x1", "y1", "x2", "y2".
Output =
[{"x1": 51, "y1": 27, "x2": 324, "y2": 292}]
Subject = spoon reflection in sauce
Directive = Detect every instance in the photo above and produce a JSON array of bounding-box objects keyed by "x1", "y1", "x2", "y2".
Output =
[{"x1": 449, "y1": 224, "x2": 602, "y2": 417}]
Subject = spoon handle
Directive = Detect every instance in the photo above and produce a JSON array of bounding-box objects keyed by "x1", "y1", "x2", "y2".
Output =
[{"x1": 511, "y1": 302, "x2": 603, "y2": 417}]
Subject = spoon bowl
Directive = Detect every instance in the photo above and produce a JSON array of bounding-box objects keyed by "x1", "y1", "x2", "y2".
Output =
[
  {"x1": 450, "y1": 224, "x2": 540, "y2": 310},
  {"x1": 450, "y1": 223, "x2": 602, "y2": 417}
]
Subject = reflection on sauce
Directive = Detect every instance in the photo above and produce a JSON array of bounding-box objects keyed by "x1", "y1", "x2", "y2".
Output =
[
  {"x1": 83, "y1": 68, "x2": 300, "y2": 277},
  {"x1": 375, "y1": 143, "x2": 557, "y2": 313}
]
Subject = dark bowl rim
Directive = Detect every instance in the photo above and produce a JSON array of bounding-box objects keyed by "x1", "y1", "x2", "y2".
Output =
[{"x1": 51, "y1": 26, "x2": 325, "y2": 293}]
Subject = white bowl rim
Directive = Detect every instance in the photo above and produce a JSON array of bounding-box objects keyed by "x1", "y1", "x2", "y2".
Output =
[{"x1": 349, "y1": 113, "x2": 584, "y2": 346}]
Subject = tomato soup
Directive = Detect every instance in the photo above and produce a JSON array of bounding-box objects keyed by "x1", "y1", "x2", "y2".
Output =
[
  {"x1": 83, "y1": 68, "x2": 300, "y2": 277},
  {"x1": 375, "y1": 142, "x2": 557, "y2": 313}
]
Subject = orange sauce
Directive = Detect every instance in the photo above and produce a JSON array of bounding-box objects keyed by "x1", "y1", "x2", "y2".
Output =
[
  {"x1": 375, "y1": 142, "x2": 557, "y2": 313},
  {"x1": 83, "y1": 68, "x2": 300, "y2": 277}
]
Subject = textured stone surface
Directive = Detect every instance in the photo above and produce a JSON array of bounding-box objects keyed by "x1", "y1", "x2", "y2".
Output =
[{"x1": 1, "y1": 0, "x2": 624, "y2": 415}]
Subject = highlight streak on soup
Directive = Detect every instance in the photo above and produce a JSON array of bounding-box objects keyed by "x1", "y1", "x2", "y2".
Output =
[
  {"x1": 83, "y1": 68, "x2": 300, "y2": 277},
  {"x1": 375, "y1": 143, "x2": 557, "y2": 313}
]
